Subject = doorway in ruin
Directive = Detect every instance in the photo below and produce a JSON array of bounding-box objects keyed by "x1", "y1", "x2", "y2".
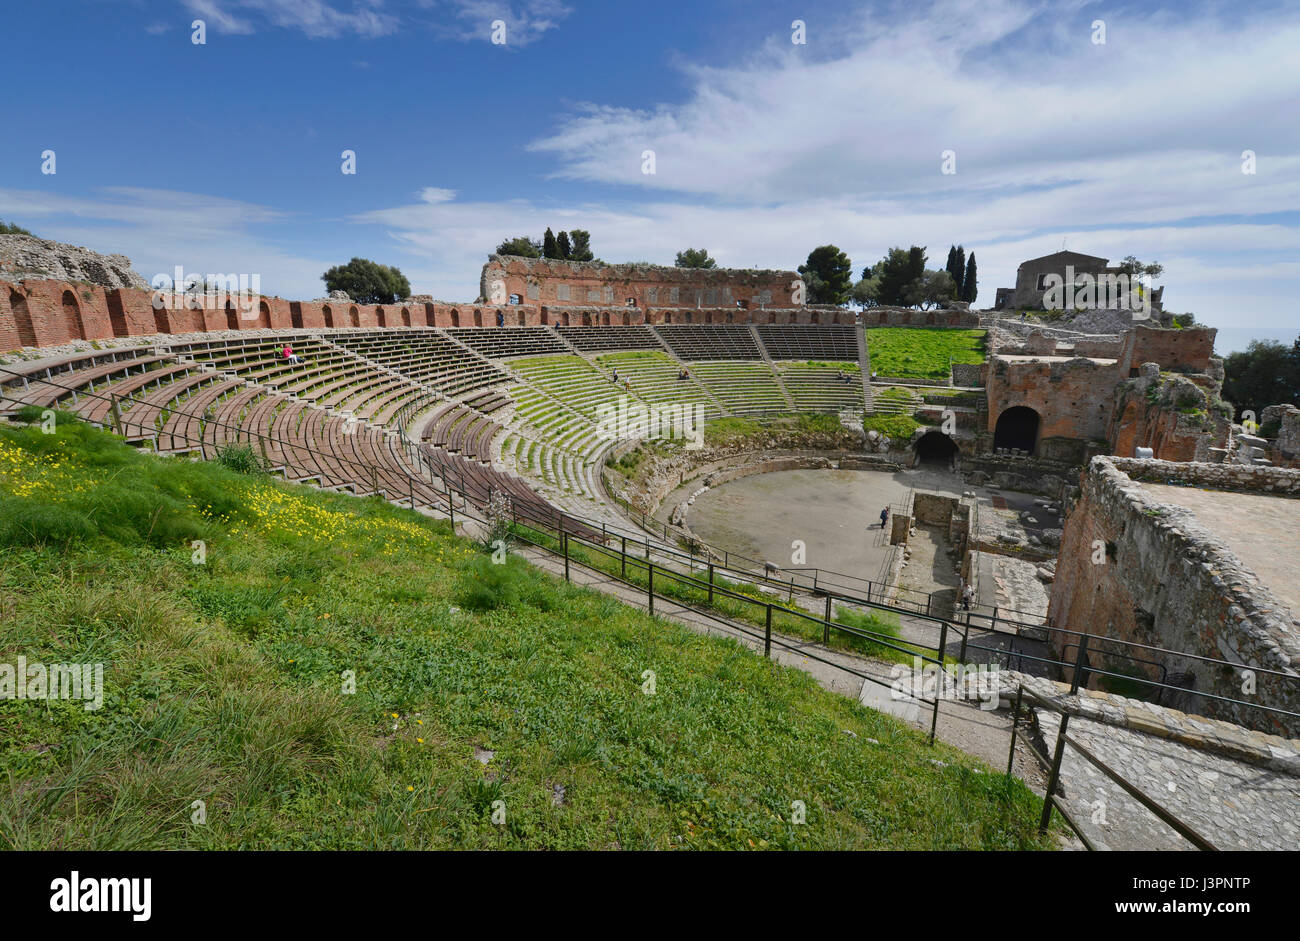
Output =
[
  {"x1": 914, "y1": 430, "x2": 959, "y2": 465},
  {"x1": 994, "y1": 406, "x2": 1041, "y2": 454},
  {"x1": 61, "y1": 290, "x2": 86, "y2": 342}
]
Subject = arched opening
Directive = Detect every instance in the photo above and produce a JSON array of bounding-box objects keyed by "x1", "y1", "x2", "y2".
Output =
[
  {"x1": 375, "y1": 306, "x2": 387, "y2": 328},
  {"x1": 290, "y1": 303, "x2": 304, "y2": 330},
  {"x1": 8, "y1": 290, "x2": 37, "y2": 347},
  {"x1": 225, "y1": 300, "x2": 239, "y2": 330},
  {"x1": 61, "y1": 290, "x2": 86, "y2": 342},
  {"x1": 450, "y1": 308, "x2": 461, "y2": 327},
  {"x1": 256, "y1": 300, "x2": 272, "y2": 329},
  {"x1": 106, "y1": 291, "x2": 129, "y2": 337},
  {"x1": 600, "y1": 311, "x2": 611, "y2": 326},
  {"x1": 348, "y1": 306, "x2": 360, "y2": 328},
  {"x1": 472, "y1": 308, "x2": 484, "y2": 327},
  {"x1": 994, "y1": 406, "x2": 1040, "y2": 454},
  {"x1": 322, "y1": 304, "x2": 335, "y2": 328},
  {"x1": 914, "y1": 431, "x2": 959, "y2": 465},
  {"x1": 400, "y1": 307, "x2": 411, "y2": 327}
]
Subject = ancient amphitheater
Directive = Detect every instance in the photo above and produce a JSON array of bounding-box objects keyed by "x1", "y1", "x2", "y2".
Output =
[{"x1": 2, "y1": 241, "x2": 1297, "y2": 851}]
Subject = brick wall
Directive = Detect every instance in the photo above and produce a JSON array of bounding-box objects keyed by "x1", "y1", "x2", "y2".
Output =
[{"x1": 1047, "y1": 456, "x2": 1300, "y2": 737}]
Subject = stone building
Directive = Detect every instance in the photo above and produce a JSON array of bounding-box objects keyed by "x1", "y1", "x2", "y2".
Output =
[
  {"x1": 479, "y1": 255, "x2": 803, "y2": 312},
  {"x1": 994, "y1": 250, "x2": 1164, "y2": 312}
]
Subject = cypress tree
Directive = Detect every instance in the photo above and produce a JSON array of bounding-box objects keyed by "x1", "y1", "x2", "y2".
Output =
[
  {"x1": 962, "y1": 252, "x2": 978, "y2": 303},
  {"x1": 542, "y1": 228, "x2": 559, "y2": 259},
  {"x1": 556, "y1": 231, "x2": 572, "y2": 260}
]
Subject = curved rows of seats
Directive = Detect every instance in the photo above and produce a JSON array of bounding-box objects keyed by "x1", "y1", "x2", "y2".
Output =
[
  {"x1": 756, "y1": 324, "x2": 858, "y2": 360},
  {"x1": 779, "y1": 362, "x2": 864, "y2": 411},
  {"x1": 592, "y1": 352, "x2": 724, "y2": 415},
  {"x1": 446, "y1": 327, "x2": 568, "y2": 359},
  {"x1": 328, "y1": 330, "x2": 508, "y2": 400},
  {"x1": 555, "y1": 325, "x2": 663, "y2": 352},
  {"x1": 686, "y1": 361, "x2": 790, "y2": 414},
  {"x1": 654, "y1": 324, "x2": 761, "y2": 360}
]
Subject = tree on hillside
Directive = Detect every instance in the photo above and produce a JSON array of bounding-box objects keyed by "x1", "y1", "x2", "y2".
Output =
[
  {"x1": 542, "y1": 227, "x2": 559, "y2": 259},
  {"x1": 1116, "y1": 255, "x2": 1164, "y2": 280},
  {"x1": 962, "y1": 252, "x2": 978, "y2": 303},
  {"x1": 798, "y1": 245, "x2": 853, "y2": 305},
  {"x1": 1222, "y1": 338, "x2": 1300, "y2": 422},
  {"x1": 556, "y1": 231, "x2": 572, "y2": 260},
  {"x1": 0, "y1": 220, "x2": 34, "y2": 236},
  {"x1": 568, "y1": 230, "x2": 594, "y2": 262},
  {"x1": 321, "y1": 258, "x2": 412, "y2": 305},
  {"x1": 675, "y1": 247, "x2": 717, "y2": 269},
  {"x1": 871, "y1": 246, "x2": 928, "y2": 306},
  {"x1": 901, "y1": 270, "x2": 957, "y2": 309},
  {"x1": 496, "y1": 236, "x2": 542, "y2": 258}
]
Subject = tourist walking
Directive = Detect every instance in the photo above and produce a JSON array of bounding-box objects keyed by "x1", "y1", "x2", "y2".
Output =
[{"x1": 879, "y1": 506, "x2": 890, "y2": 529}]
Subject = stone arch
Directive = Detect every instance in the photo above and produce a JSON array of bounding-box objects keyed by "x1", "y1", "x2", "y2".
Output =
[
  {"x1": 290, "y1": 303, "x2": 304, "y2": 330},
  {"x1": 600, "y1": 311, "x2": 611, "y2": 326},
  {"x1": 993, "y1": 406, "x2": 1040, "y2": 454},
  {"x1": 914, "y1": 430, "x2": 959, "y2": 464},
  {"x1": 8, "y1": 290, "x2": 37, "y2": 347},
  {"x1": 449, "y1": 308, "x2": 462, "y2": 327},
  {"x1": 105, "y1": 291, "x2": 129, "y2": 337},
  {"x1": 374, "y1": 306, "x2": 387, "y2": 328},
  {"x1": 61, "y1": 290, "x2": 86, "y2": 342},
  {"x1": 348, "y1": 305, "x2": 360, "y2": 328},
  {"x1": 255, "y1": 300, "x2": 273, "y2": 329},
  {"x1": 400, "y1": 307, "x2": 411, "y2": 327},
  {"x1": 322, "y1": 304, "x2": 335, "y2": 328},
  {"x1": 472, "y1": 308, "x2": 484, "y2": 327}
]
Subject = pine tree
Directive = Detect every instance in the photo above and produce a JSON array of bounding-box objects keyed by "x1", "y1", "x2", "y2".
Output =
[
  {"x1": 542, "y1": 228, "x2": 559, "y2": 259},
  {"x1": 568, "y1": 230, "x2": 594, "y2": 262},
  {"x1": 962, "y1": 252, "x2": 978, "y2": 304},
  {"x1": 556, "y1": 231, "x2": 572, "y2": 260}
]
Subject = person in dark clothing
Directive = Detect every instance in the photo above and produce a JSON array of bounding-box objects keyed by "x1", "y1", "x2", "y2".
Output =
[
  {"x1": 496, "y1": 310, "x2": 505, "y2": 327},
  {"x1": 879, "y1": 507, "x2": 890, "y2": 529}
]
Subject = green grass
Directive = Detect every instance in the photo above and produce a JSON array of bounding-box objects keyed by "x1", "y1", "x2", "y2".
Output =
[
  {"x1": 863, "y1": 414, "x2": 921, "y2": 439},
  {"x1": 867, "y1": 328, "x2": 986, "y2": 380},
  {"x1": 0, "y1": 417, "x2": 1051, "y2": 850},
  {"x1": 703, "y1": 413, "x2": 847, "y2": 448}
]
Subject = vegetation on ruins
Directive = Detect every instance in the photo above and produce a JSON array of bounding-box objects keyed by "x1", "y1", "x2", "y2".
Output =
[
  {"x1": 498, "y1": 228, "x2": 595, "y2": 262},
  {"x1": 866, "y1": 327, "x2": 986, "y2": 380},
  {"x1": 1222, "y1": 336, "x2": 1300, "y2": 420},
  {"x1": 798, "y1": 245, "x2": 854, "y2": 305},
  {"x1": 321, "y1": 257, "x2": 412, "y2": 305},
  {"x1": 674, "y1": 248, "x2": 718, "y2": 269},
  {"x1": 0, "y1": 416, "x2": 1050, "y2": 849},
  {"x1": 862, "y1": 413, "x2": 921, "y2": 439},
  {"x1": 0, "y1": 220, "x2": 34, "y2": 236},
  {"x1": 856, "y1": 245, "x2": 973, "y2": 309}
]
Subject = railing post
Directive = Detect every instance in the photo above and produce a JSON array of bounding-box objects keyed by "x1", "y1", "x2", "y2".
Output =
[
  {"x1": 822, "y1": 595, "x2": 832, "y2": 645},
  {"x1": 109, "y1": 393, "x2": 123, "y2": 435},
  {"x1": 408, "y1": 477, "x2": 414, "y2": 509},
  {"x1": 621, "y1": 535, "x2": 627, "y2": 579},
  {"x1": 707, "y1": 563, "x2": 714, "y2": 605},
  {"x1": 648, "y1": 562, "x2": 654, "y2": 618},
  {"x1": 563, "y1": 530, "x2": 570, "y2": 582},
  {"x1": 764, "y1": 604, "x2": 772, "y2": 658},
  {"x1": 1069, "y1": 632, "x2": 1091, "y2": 694},
  {"x1": 1006, "y1": 685, "x2": 1024, "y2": 779},
  {"x1": 1039, "y1": 711, "x2": 1072, "y2": 835}
]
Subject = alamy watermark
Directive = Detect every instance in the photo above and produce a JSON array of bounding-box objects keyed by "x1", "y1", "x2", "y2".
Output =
[
  {"x1": 595, "y1": 396, "x2": 705, "y2": 450},
  {"x1": 1041, "y1": 265, "x2": 1155, "y2": 318},
  {"x1": 886, "y1": 657, "x2": 1001, "y2": 711},
  {"x1": 1, "y1": 657, "x2": 104, "y2": 711},
  {"x1": 150, "y1": 266, "x2": 261, "y2": 318}
]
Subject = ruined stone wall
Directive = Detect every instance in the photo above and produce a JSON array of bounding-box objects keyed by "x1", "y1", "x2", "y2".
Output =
[
  {"x1": 986, "y1": 355, "x2": 1119, "y2": 445},
  {"x1": 480, "y1": 255, "x2": 802, "y2": 311},
  {"x1": 1108, "y1": 365, "x2": 1230, "y2": 462},
  {"x1": 1047, "y1": 456, "x2": 1300, "y2": 737},
  {"x1": 1117, "y1": 323, "x2": 1216, "y2": 376},
  {"x1": 860, "y1": 306, "x2": 980, "y2": 328}
]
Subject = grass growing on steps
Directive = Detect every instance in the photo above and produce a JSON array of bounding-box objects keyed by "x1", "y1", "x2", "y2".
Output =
[
  {"x1": 0, "y1": 415, "x2": 1052, "y2": 850},
  {"x1": 866, "y1": 328, "x2": 986, "y2": 380}
]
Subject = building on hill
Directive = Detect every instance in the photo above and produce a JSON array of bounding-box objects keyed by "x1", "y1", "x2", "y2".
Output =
[
  {"x1": 994, "y1": 250, "x2": 1164, "y2": 313},
  {"x1": 479, "y1": 254, "x2": 804, "y2": 311}
]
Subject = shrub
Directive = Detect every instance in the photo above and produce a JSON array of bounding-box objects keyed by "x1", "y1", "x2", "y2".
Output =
[{"x1": 214, "y1": 443, "x2": 268, "y2": 476}]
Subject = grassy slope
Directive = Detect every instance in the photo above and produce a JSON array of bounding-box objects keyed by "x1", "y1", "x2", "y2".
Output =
[
  {"x1": 867, "y1": 328, "x2": 986, "y2": 380},
  {"x1": 0, "y1": 417, "x2": 1049, "y2": 850}
]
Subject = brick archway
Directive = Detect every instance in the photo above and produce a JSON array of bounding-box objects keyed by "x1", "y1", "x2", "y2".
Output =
[
  {"x1": 61, "y1": 290, "x2": 86, "y2": 342},
  {"x1": 994, "y1": 406, "x2": 1040, "y2": 454},
  {"x1": 8, "y1": 290, "x2": 36, "y2": 347}
]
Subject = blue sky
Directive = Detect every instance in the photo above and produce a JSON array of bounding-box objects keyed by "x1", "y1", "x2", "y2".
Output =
[{"x1": 2, "y1": 0, "x2": 1298, "y2": 338}]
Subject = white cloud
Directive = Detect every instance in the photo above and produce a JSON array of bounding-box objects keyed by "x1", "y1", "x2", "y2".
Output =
[
  {"x1": 181, "y1": 0, "x2": 399, "y2": 38},
  {"x1": 420, "y1": 0, "x2": 572, "y2": 46}
]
